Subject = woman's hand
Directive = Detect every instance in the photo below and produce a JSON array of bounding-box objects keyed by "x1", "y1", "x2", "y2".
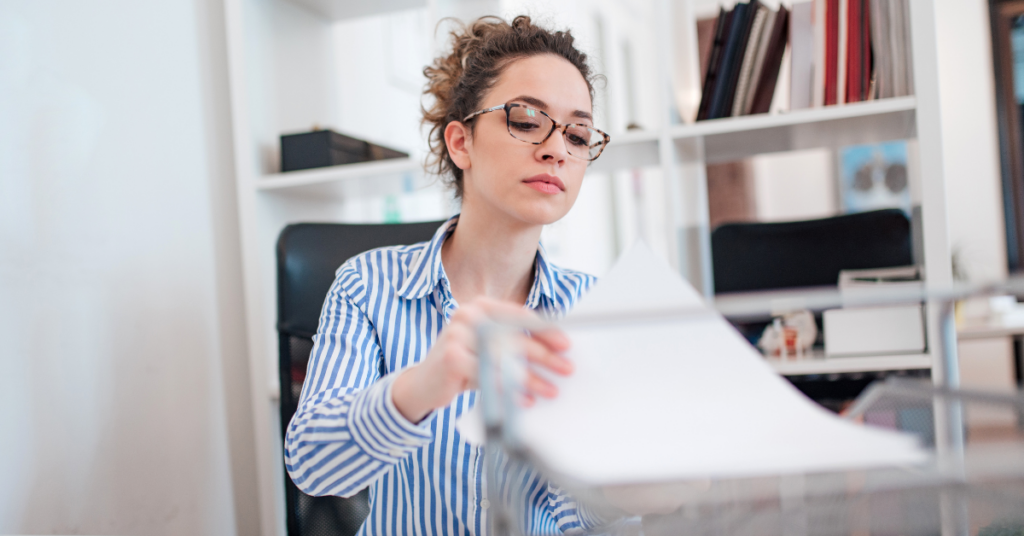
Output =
[{"x1": 391, "y1": 297, "x2": 573, "y2": 424}]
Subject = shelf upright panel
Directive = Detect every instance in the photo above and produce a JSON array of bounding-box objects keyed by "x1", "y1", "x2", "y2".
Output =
[
  {"x1": 671, "y1": 135, "x2": 715, "y2": 296},
  {"x1": 907, "y1": 0, "x2": 955, "y2": 388},
  {"x1": 222, "y1": 0, "x2": 287, "y2": 534},
  {"x1": 657, "y1": 0, "x2": 714, "y2": 295},
  {"x1": 654, "y1": 0, "x2": 682, "y2": 276}
]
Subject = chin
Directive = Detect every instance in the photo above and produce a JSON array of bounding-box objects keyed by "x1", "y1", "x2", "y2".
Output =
[{"x1": 510, "y1": 201, "x2": 571, "y2": 226}]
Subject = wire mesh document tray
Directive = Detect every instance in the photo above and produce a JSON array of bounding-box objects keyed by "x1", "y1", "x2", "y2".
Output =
[
  {"x1": 472, "y1": 278, "x2": 1024, "y2": 536},
  {"x1": 483, "y1": 378, "x2": 1024, "y2": 536}
]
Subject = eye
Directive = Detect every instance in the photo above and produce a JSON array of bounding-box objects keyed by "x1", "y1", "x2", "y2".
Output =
[
  {"x1": 565, "y1": 126, "x2": 593, "y2": 147},
  {"x1": 509, "y1": 120, "x2": 541, "y2": 132}
]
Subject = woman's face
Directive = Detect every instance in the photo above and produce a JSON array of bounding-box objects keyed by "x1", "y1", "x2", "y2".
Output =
[{"x1": 449, "y1": 53, "x2": 594, "y2": 227}]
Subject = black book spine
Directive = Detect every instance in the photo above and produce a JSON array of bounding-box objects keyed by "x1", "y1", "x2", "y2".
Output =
[
  {"x1": 697, "y1": 7, "x2": 731, "y2": 122},
  {"x1": 707, "y1": 2, "x2": 748, "y2": 120},
  {"x1": 715, "y1": 0, "x2": 761, "y2": 119},
  {"x1": 750, "y1": 6, "x2": 790, "y2": 115}
]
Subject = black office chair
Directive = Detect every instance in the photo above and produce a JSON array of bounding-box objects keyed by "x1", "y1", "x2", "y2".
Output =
[
  {"x1": 711, "y1": 208, "x2": 914, "y2": 294},
  {"x1": 276, "y1": 220, "x2": 444, "y2": 536}
]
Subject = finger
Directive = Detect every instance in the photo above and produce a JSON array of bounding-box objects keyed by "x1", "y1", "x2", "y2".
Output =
[
  {"x1": 442, "y1": 321, "x2": 477, "y2": 349},
  {"x1": 524, "y1": 370, "x2": 559, "y2": 398},
  {"x1": 450, "y1": 302, "x2": 489, "y2": 327},
  {"x1": 516, "y1": 392, "x2": 536, "y2": 408},
  {"x1": 522, "y1": 336, "x2": 574, "y2": 376},
  {"x1": 462, "y1": 354, "x2": 480, "y2": 391},
  {"x1": 528, "y1": 327, "x2": 571, "y2": 353}
]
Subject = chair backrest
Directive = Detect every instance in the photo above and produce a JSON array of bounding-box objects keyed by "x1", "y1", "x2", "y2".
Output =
[
  {"x1": 275, "y1": 220, "x2": 444, "y2": 536},
  {"x1": 711, "y1": 209, "x2": 913, "y2": 294}
]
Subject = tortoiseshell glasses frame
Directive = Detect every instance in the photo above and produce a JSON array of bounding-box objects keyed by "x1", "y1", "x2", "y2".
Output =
[{"x1": 462, "y1": 102, "x2": 611, "y2": 162}]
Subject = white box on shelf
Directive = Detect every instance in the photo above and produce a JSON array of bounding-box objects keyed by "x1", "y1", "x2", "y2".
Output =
[
  {"x1": 838, "y1": 265, "x2": 923, "y2": 303},
  {"x1": 824, "y1": 304, "x2": 925, "y2": 357},
  {"x1": 826, "y1": 266, "x2": 925, "y2": 357}
]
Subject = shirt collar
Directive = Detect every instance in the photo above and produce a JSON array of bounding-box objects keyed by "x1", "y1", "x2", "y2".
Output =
[{"x1": 396, "y1": 215, "x2": 558, "y2": 308}]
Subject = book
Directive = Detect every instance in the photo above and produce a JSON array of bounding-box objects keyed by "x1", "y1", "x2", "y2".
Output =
[
  {"x1": 868, "y1": 0, "x2": 889, "y2": 98},
  {"x1": 709, "y1": 1, "x2": 752, "y2": 119},
  {"x1": 845, "y1": 0, "x2": 860, "y2": 103},
  {"x1": 901, "y1": 0, "x2": 914, "y2": 96},
  {"x1": 837, "y1": 0, "x2": 848, "y2": 105},
  {"x1": 824, "y1": 0, "x2": 838, "y2": 106},
  {"x1": 742, "y1": 8, "x2": 778, "y2": 115},
  {"x1": 697, "y1": 16, "x2": 720, "y2": 84},
  {"x1": 749, "y1": 5, "x2": 790, "y2": 115},
  {"x1": 732, "y1": 4, "x2": 770, "y2": 117},
  {"x1": 860, "y1": 0, "x2": 872, "y2": 101},
  {"x1": 697, "y1": 8, "x2": 732, "y2": 121},
  {"x1": 721, "y1": 1, "x2": 763, "y2": 118},
  {"x1": 889, "y1": 0, "x2": 905, "y2": 97},
  {"x1": 790, "y1": 2, "x2": 815, "y2": 110},
  {"x1": 813, "y1": 0, "x2": 826, "y2": 107}
]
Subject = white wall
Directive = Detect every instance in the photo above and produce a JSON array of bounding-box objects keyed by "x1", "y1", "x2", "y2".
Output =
[
  {"x1": 751, "y1": 149, "x2": 837, "y2": 222},
  {"x1": 0, "y1": 1, "x2": 257, "y2": 535},
  {"x1": 934, "y1": 0, "x2": 1008, "y2": 284},
  {"x1": 932, "y1": 0, "x2": 1014, "y2": 390}
]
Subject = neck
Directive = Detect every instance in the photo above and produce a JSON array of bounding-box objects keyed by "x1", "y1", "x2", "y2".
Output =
[{"x1": 441, "y1": 202, "x2": 542, "y2": 307}]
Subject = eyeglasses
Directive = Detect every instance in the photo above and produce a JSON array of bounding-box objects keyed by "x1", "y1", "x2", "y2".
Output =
[{"x1": 462, "y1": 103, "x2": 611, "y2": 162}]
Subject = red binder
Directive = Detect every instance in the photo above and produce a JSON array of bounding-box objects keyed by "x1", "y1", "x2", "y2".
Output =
[{"x1": 824, "y1": 0, "x2": 838, "y2": 106}]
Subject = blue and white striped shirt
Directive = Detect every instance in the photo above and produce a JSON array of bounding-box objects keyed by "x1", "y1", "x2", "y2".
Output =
[{"x1": 285, "y1": 216, "x2": 602, "y2": 535}]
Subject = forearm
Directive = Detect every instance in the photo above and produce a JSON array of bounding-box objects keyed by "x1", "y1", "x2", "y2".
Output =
[
  {"x1": 391, "y1": 365, "x2": 435, "y2": 424},
  {"x1": 286, "y1": 374, "x2": 435, "y2": 497}
]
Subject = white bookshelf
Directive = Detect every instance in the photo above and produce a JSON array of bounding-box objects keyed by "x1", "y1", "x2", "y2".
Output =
[{"x1": 222, "y1": 1, "x2": 951, "y2": 534}]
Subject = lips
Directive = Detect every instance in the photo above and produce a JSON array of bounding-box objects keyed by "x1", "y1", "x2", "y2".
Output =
[{"x1": 522, "y1": 174, "x2": 565, "y2": 194}]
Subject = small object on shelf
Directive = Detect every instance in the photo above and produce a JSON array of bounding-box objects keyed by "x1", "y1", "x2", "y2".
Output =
[
  {"x1": 824, "y1": 265, "x2": 925, "y2": 357},
  {"x1": 824, "y1": 304, "x2": 924, "y2": 357},
  {"x1": 279, "y1": 128, "x2": 408, "y2": 172},
  {"x1": 759, "y1": 310, "x2": 817, "y2": 359}
]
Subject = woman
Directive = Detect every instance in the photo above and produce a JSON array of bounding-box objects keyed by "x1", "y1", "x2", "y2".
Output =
[{"x1": 285, "y1": 15, "x2": 611, "y2": 535}]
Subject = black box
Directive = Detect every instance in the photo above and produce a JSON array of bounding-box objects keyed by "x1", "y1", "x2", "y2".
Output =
[{"x1": 279, "y1": 129, "x2": 409, "y2": 172}]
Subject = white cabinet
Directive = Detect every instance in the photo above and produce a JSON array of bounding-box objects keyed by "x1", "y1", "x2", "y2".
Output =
[{"x1": 222, "y1": 1, "x2": 951, "y2": 534}]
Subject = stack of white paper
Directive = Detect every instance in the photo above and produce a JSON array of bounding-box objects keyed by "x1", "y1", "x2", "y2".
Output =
[{"x1": 513, "y1": 242, "x2": 926, "y2": 485}]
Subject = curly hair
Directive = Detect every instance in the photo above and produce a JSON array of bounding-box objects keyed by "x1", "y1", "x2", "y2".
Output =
[{"x1": 422, "y1": 15, "x2": 596, "y2": 198}]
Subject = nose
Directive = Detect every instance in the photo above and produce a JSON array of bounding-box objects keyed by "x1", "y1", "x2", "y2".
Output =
[{"x1": 537, "y1": 128, "x2": 569, "y2": 164}]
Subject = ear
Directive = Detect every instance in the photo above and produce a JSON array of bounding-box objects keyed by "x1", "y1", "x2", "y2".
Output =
[{"x1": 444, "y1": 121, "x2": 472, "y2": 171}]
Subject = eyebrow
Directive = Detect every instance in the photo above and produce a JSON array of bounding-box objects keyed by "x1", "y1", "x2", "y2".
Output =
[{"x1": 511, "y1": 95, "x2": 593, "y2": 122}]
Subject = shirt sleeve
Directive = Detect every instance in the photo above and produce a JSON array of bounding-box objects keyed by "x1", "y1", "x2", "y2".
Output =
[
  {"x1": 284, "y1": 268, "x2": 435, "y2": 498},
  {"x1": 547, "y1": 484, "x2": 610, "y2": 534}
]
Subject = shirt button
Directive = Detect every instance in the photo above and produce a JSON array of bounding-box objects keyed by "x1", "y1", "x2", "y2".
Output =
[
  {"x1": 480, "y1": 499, "x2": 490, "y2": 509},
  {"x1": 389, "y1": 448, "x2": 402, "y2": 457}
]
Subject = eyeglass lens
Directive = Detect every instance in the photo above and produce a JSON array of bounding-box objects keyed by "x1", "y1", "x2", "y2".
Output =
[{"x1": 507, "y1": 106, "x2": 604, "y2": 160}]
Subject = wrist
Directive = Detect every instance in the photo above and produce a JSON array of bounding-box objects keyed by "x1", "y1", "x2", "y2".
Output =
[{"x1": 392, "y1": 366, "x2": 432, "y2": 424}]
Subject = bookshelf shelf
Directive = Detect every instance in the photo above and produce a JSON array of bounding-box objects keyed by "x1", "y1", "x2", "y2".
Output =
[
  {"x1": 672, "y1": 96, "x2": 916, "y2": 138},
  {"x1": 258, "y1": 157, "x2": 421, "y2": 190},
  {"x1": 255, "y1": 158, "x2": 433, "y2": 201},
  {"x1": 674, "y1": 96, "x2": 917, "y2": 163},
  {"x1": 768, "y1": 353, "x2": 932, "y2": 376},
  {"x1": 590, "y1": 129, "x2": 661, "y2": 173}
]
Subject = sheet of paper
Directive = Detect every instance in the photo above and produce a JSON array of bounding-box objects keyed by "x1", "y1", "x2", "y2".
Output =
[{"x1": 511, "y1": 242, "x2": 926, "y2": 485}]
